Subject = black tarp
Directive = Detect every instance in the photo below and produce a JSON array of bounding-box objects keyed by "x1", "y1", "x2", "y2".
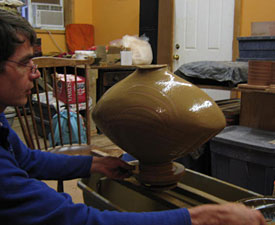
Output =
[{"x1": 174, "y1": 61, "x2": 248, "y2": 87}]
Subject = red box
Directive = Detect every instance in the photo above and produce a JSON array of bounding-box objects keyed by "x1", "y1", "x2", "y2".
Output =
[{"x1": 55, "y1": 74, "x2": 86, "y2": 104}]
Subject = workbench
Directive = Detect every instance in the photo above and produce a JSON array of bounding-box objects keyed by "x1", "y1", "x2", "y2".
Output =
[{"x1": 78, "y1": 168, "x2": 262, "y2": 212}]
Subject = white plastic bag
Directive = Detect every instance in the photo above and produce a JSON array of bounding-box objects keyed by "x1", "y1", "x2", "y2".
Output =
[
  {"x1": 121, "y1": 35, "x2": 153, "y2": 65},
  {"x1": 2, "y1": 0, "x2": 24, "y2": 6}
]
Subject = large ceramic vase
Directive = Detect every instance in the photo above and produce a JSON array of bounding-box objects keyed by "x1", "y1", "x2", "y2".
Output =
[{"x1": 93, "y1": 65, "x2": 226, "y2": 188}]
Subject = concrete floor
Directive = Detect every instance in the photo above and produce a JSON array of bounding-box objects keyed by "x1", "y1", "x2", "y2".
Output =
[{"x1": 43, "y1": 179, "x2": 84, "y2": 203}]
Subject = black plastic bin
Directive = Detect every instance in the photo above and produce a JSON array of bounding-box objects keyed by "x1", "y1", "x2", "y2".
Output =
[
  {"x1": 32, "y1": 100, "x2": 56, "y2": 121},
  {"x1": 175, "y1": 143, "x2": 211, "y2": 176},
  {"x1": 210, "y1": 125, "x2": 275, "y2": 195},
  {"x1": 32, "y1": 100, "x2": 56, "y2": 139},
  {"x1": 34, "y1": 116, "x2": 51, "y2": 139}
]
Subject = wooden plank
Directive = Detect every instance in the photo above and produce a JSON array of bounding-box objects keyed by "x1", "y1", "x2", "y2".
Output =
[
  {"x1": 216, "y1": 98, "x2": 240, "y2": 104},
  {"x1": 119, "y1": 177, "x2": 194, "y2": 208},
  {"x1": 218, "y1": 103, "x2": 240, "y2": 109},
  {"x1": 219, "y1": 103, "x2": 240, "y2": 109},
  {"x1": 90, "y1": 134, "x2": 125, "y2": 157},
  {"x1": 87, "y1": 68, "x2": 98, "y2": 133},
  {"x1": 232, "y1": 0, "x2": 242, "y2": 61},
  {"x1": 216, "y1": 99, "x2": 240, "y2": 117},
  {"x1": 176, "y1": 183, "x2": 228, "y2": 204},
  {"x1": 64, "y1": 0, "x2": 74, "y2": 26},
  {"x1": 32, "y1": 0, "x2": 59, "y2": 3},
  {"x1": 157, "y1": 0, "x2": 174, "y2": 68},
  {"x1": 33, "y1": 57, "x2": 94, "y2": 68},
  {"x1": 197, "y1": 84, "x2": 236, "y2": 91}
]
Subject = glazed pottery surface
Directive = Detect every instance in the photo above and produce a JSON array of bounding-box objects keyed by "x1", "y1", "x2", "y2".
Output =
[{"x1": 92, "y1": 65, "x2": 226, "y2": 187}]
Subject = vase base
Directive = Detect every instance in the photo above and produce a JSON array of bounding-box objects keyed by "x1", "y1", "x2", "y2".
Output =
[{"x1": 134, "y1": 161, "x2": 185, "y2": 190}]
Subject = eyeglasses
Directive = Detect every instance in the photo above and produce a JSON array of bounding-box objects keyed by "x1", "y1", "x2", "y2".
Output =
[{"x1": 6, "y1": 59, "x2": 38, "y2": 74}]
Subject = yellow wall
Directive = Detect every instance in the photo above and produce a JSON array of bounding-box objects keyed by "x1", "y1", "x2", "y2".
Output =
[
  {"x1": 240, "y1": 0, "x2": 275, "y2": 36},
  {"x1": 37, "y1": 0, "x2": 139, "y2": 55},
  {"x1": 37, "y1": 0, "x2": 94, "y2": 55},
  {"x1": 36, "y1": 30, "x2": 67, "y2": 56},
  {"x1": 74, "y1": 0, "x2": 93, "y2": 24},
  {"x1": 92, "y1": 0, "x2": 139, "y2": 45},
  {"x1": 39, "y1": 0, "x2": 275, "y2": 55}
]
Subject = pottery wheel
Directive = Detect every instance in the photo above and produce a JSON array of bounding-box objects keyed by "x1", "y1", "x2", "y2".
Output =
[{"x1": 131, "y1": 161, "x2": 185, "y2": 190}]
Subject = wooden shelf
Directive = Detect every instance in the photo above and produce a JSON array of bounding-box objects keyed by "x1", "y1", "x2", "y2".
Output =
[
  {"x1": 238, "y1": 83, "x2": 275, "y2": 95},
  {"x1": 197, "y1": 84, "x2": 237, "y2": 91}
]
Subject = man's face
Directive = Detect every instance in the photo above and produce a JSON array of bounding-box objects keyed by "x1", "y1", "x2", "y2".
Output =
[{"x1": 0, "y1": 35, "x2": 40, "y2": 113}]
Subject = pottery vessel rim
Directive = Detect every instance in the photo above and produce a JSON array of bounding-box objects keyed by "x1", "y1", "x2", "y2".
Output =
[{"x1": 136, "y1": 64, "x2": 167, "y2": 70}]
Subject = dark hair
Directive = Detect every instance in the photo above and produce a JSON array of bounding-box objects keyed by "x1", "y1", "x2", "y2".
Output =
[{"x1": 0, "y1": 9, "x2": 36, "y2": 72}]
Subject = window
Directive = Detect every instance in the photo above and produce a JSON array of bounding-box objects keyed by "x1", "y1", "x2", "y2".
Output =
[{"x1": 20, "y1": 0, "x2": 66, "y2": 30}]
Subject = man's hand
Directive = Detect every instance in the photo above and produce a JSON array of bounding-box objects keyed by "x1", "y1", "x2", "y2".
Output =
[
  {"x1": 189, "y1": 202, "x2": 267, "y2": 225},
  {"x1": 90, "y1": 156, "x2": 135, "y2": 180}
]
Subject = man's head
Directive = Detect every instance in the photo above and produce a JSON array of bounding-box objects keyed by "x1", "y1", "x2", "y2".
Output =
[
  {"x1": 0, "y1": 9, "x2": 40, "y2": 112},
  {"x1": 0, "y1": 9, "x2": 36, "y2": 72}
]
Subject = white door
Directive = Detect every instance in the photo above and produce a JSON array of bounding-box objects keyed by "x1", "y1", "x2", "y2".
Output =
[{"x1": 173, "y1": 0, "x2": 235, "y2": 100}]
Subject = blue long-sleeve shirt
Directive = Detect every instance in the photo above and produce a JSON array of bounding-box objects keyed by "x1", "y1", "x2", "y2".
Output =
[{"x1": 0, "y1": 113, "x2": 191, "y2": 225}]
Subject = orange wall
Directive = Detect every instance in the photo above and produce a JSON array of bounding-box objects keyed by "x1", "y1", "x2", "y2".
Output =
[
  {"x1": 37, "y1": 0, "x2": 94, "y2": 55},
  {"x1": 37, "y1": 0, "x2": 139, "y2": 55},
  {"x1": 92, "y1": 0, "x2": 139, "y2": 45},
  {"x1": 240, "y1": 0, "x2": 275, "y2": 36},
  {"x1": 74, "y1": 0, "x2": 93, "y2": 24},
  {"x1": 40, "y1": 0, "x2": 275, "y2": 55},
  {"x1": 36, "y1": 30, "x2": 67, "y2": 55}
]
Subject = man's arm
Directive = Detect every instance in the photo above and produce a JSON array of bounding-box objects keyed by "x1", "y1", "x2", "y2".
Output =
[
  {"x1": 0, "y1": 147, "x2": 190, "y2": 225},
  {"x1": 189, "y1": 203, "x2": 266, "y2": 225},
  {"x1": 8, "y1": 124, "x2": 92, "y2": 180},
  {"x1": 7, "y1": 116, "x2": 133, "y2": 181}
]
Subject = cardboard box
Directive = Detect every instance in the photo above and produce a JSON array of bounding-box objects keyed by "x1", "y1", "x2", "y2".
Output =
[
  {"x1": 251, "y1": 21, "x2": 275, "y2": 36},
  {"x1": 55, "y1": 74, "x2": 86, "y2": 104}
]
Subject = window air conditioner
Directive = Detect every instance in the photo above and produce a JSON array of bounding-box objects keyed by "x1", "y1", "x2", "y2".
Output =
[{"x1": 31, "y1": 3, "x2": 64, "y2": 30}]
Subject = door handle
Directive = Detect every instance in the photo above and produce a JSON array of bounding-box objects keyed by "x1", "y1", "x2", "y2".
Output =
[{"x1": 173, "y1": 55, "x2": 180, "y2": 60}]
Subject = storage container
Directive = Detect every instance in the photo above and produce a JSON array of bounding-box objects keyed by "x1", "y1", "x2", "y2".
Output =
[
  {"x1": 237, "y1": 36, "x2": 275, "y2": 61},
  {"x1": 32, "y1": 100, "x2": 56, "y2": 121},
  {"x1": 34, "y1": 116, "x2": 51, "y2": 138},
  {"x1": 210, "y1": 125, "x2": 275, "y2": 195},
  {"x1": 55, "y1": 74, "x2": 86, "y2": 104},
  {"x1": 32, "y1": 98, "x2": 56, "y2": 139}
]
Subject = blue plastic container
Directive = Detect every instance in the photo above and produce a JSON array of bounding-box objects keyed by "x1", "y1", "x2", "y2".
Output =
[{"x1": 237, "y1": 36, "x2": 275, "y2": 61}]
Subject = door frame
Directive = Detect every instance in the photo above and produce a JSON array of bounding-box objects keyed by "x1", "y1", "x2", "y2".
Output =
[
  {"x1": 156, "y1": 0, "x2": 174, "y2": 69},
  {"x1": 157, "y1": 0, "x2": 242, "y2": 70},
  {"x1": 64, "y1": 0, "x2": 74, "y2": 26}
]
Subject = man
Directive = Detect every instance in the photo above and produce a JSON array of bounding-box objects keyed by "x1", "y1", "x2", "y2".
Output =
[{"x1": 0, "y1": 9, "x2": 267, "y2": 225}]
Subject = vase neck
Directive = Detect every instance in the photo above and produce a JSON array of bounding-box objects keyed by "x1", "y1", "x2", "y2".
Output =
[{"x1": 136, "y1": 64, "x2": 167, "y2": 72}]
